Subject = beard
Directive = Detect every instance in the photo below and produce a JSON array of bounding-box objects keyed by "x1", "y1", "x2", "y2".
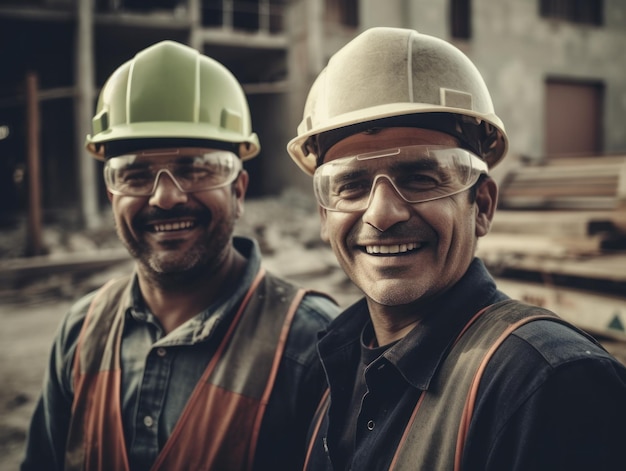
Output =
[{"x1": 116, "y1": 205, "x2": 236, "y2": 288}]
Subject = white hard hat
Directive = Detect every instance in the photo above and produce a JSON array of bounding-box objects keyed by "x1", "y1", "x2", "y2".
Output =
[{"x1": 287, "y1": 27, "x2": 508, "y2": 175}]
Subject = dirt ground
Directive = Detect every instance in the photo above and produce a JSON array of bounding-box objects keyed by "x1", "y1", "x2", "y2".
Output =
[{"x1": 1, "y1": 195, "x2": 625, "y2": 470}]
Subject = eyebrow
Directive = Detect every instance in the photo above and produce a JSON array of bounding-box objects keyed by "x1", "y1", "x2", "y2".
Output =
[{"x1": 390, "y1": 159, "x2": 440, "y2": 172}]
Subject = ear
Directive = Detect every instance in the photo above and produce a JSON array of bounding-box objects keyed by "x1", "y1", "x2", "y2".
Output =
[
  {"x1": 318, "y1": 205, "x2": 330, "y2": 242},
  {"x1": 474, "y1": 176, "x2": 498, "y2": 237},
  {"x1": 234, "y1": 170, "x2": 249, "y2": 217},
  {"x1": 106, "y1": 189, "x2": 114, "y2": 203}
]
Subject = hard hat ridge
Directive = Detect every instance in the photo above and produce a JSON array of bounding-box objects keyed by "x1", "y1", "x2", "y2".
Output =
[{"x1": 86, "y1": 40, "x2": 260, "y2": 161}]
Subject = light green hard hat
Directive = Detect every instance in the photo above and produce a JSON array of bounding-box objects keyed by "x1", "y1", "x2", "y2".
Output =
[{"x1": 86, "y1": 40, "x2": 260, "y2": 160}]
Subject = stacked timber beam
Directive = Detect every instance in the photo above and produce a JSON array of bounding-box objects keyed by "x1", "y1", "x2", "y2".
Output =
[
  {"x1": 479, "y1": 156, "x2": 626, "y2": 340},
  {"x1": 498, "y1": 155, "x2": 626, "y2": 211}
]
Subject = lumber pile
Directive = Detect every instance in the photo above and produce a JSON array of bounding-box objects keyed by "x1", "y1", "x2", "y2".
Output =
[
  {"x1": 482, "y1": 156, "x2": 626, "y2": 339},
  {"x1": 494, "y1": 155, "x2": 626, "y2": 252},
  {"x1": 480, "y1": 155, "x2": 626, "y2": 288},
  {"x1": 498, "y1": 156, "x2": 626, "y2": 211}
]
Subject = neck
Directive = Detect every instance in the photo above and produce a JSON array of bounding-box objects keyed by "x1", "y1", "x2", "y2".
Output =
[
  {"x1": 366, "y1": 301, "x2": 426, "y2": 347},
  {"x1": 137, "y1": 249, "x2": 247, "y2": 334}
]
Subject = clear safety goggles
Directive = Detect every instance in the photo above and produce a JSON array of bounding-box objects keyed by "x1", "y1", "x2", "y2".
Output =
[
  {"x1": 104, "y1": 148, "x2": 242, "y2": 196},
  {"x1": 313, "y1": 145, "x2": 488, "y2": 212}
]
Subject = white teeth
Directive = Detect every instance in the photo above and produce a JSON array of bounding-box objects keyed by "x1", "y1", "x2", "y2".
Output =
[
  {"x1": 365, "y1": 242, "x2": 420, "y2": 254},
  {"x1": 153, "y1": 221, "x2": 194, "y2": 232}
]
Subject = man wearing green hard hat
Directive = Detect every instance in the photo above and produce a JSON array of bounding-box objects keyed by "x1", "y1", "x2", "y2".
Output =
[{"x1": 21, "y1": 40, "x2": 338, "y2": 471}]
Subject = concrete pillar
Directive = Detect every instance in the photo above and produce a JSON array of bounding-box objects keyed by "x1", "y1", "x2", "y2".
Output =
[
  {"x1": 188, "y1": 0, "x2": 202, "y2": 50},
  {"x1": 307, "y1": 0, "x2": 325, "y2": 76},
  {"x1": 75, "y1": 0, "x2": 99, "y2": 229}
]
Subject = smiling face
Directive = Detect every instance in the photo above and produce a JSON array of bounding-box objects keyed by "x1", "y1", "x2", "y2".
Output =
[
  {"x1": 107, "y1": 147, "x2": 247, "y2": 283},
  {"x1": 318, "y1": 127, "x2": 496, "y2": 309}
]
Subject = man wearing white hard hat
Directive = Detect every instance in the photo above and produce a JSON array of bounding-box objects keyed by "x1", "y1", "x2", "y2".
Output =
[{"x1": 288, "y1": 27, "x2": 626, "y2": 470}]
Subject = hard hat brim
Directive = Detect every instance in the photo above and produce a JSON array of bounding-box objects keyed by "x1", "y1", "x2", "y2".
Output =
[
  {"x1": 287, "y1": 103, "x2": 508, "y2": 176},
  {"x1": 87, "y1": 122, "x2": 260, "y2": 161}
]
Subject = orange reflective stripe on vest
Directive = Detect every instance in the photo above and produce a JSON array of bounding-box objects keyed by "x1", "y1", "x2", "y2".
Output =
[{"x1": 66, "y1": 268, "x2": 304, "y2": 471}]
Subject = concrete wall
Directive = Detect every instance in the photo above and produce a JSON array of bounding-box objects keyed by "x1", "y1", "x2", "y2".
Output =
[
  {"x1": 354, "y1": 0, "x2": 626, "y2": 164},
  {"x1": 2, "y1": 0, "x2": 625, "y2": 223},
  {"x1": 471, "y1": 0, "x2": 626, "y2": 160},
  {"x1": 288, "y1": 0, "x2": 626, "y2": 179}
]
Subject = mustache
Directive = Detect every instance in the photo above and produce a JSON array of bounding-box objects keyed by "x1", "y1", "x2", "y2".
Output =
[
  {"x1": 134, "y1": 207, "x2": 211, "y2": 225},
  {"x1": 351, "y1": 224, "x2": 435, "y2": 243}
]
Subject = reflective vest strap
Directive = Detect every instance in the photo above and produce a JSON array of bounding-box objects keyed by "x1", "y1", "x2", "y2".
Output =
[
  {"x1": 390, "y1": 300, "x2": 559, "y2": 470},
  {"x1": 66, "y1": 276, "x2": 132, "y2": 471},
  {"x1": 453, "y1": 313, "x2": 560, "y2": 470},
  {"x1": 247, "y1": 287, "x2": 307, "y2": 471},
  {"x1": 151, "y1": 270, "x2": 304, "y2": 471},
  {"x1": 303, "y1": 388, "x2": 330, "y2": 470},
  {"x1": 150, "y1": 268, "x2": 268, "y2": 470}
]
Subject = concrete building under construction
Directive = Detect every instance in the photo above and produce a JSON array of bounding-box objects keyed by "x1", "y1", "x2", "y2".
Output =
[
  {"x1": 1, "y1": 0, "x2": 626, "y2": 340},
  {"x1": 1, "y1": 0, "x2": 625, "y2": 228}
]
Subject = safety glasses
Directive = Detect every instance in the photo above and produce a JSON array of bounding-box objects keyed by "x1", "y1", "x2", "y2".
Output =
[
  {"x1": 313, "y1": 145, "x2": 488, "y2": 212},
  {"x1": 104, "y1": 148, "x2": 242, "y2": 196}
]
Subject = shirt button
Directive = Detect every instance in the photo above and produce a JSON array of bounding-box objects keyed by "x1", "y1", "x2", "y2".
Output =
[
  {"x1": 144, "y1": 416, "x2": 154, "y2": 428},
  {"x1": 367, "y1": 420, "x2": 375, "y2": 431},
  {"x1": 156, "y1": 348, "x2": 167, "y2": 357}
]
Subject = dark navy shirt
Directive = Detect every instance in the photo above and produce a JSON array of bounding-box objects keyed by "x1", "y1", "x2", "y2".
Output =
[{"x1": 308, "y1": 258, "x2": 626, "y2": 470}]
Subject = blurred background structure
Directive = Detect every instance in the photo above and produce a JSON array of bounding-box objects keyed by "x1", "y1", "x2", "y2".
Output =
[
  {"x1": 2, "y1": 1, "x2": 626, "y2": 332},
  {"x1": 1, "y1": 2, "x2": 626, "y2": 466},
  {"x1": 1, "y1": 0, "x2": 625, "y2": 230},
  {"x1": 0, "y1": 1, "x2": 625, "y2": 332}
]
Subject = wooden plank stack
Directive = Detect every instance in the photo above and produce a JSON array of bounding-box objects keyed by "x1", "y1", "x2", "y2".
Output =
[
  {"x1": 478, "y1": 155, "x2": 626, "y2": 338},
  {"x1": 498, "y1": 155, "x2": 626, "y2": 211}
]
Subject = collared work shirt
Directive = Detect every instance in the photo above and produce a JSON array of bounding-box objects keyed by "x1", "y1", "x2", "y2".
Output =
[
  {"x1": 21, "y1": 237, "x2": 340, "y2": 471},
  {"x1": 307, "y1": 258, "x2": 626, "y2": 471}
]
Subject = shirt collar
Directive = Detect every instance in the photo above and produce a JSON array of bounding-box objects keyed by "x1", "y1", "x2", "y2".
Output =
[
  {"x1": 124, "y1": 236, "x2": 263, "y2": 344},
  {"x1": 318, "y1": 258, "x2": 508, "y2": 390}
]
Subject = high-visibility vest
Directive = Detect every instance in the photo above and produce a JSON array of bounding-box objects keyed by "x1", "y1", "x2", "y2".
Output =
[
  {"x1": 66, "y1": 268, "x2": 305, "y2": 471},
  {"x1": 305, "y1": 300, "x2": 591, "y2": 470}
]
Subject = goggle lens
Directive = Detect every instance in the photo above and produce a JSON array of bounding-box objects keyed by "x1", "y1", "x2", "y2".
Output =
[
  {"x1": 313, "y1": 146, "x2": 488, "y2": 212},
  {"x1": 104, "y1": 149, "x2": 242, "y2": 196}
]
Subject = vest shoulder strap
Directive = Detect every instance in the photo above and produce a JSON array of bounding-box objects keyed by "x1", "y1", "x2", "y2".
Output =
[
  {"x1": 390, "y1": 300, "x2": 568, "y2": 470},
  {"x1": 67, "y1": 269, "x2": 310, "y2": 471}
]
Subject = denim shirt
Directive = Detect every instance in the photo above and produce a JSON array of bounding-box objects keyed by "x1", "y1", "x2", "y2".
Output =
[
  {"x1": 309, "y1": 258, "x2": 626, "y2": 471},
  {"x1": 21, "y1": 236, "x2": 340, "y2": 471}
]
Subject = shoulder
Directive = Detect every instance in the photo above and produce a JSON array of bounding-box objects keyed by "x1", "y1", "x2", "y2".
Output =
[
  {"x1": 466, "y1": 314, "x2": 626, "y2": 470},
  {"x1": 510, "y1": 317, "x2": 613, "y2": 366},
  {"x1": 263, "y1": 270, "x2": 340, "y2": 326},
  {"x1": 280, "y1": 291, "x2": 340, "y2": 366},
  {"x1": 478, "y1": 299, "x2": 614, "y2": 368},
  {"x1": 481, "y1": 312, "x2": 626, "y2": 408},
  {"x1": 288, "y1": 293, "x2": 340, "y2": 347},
  {"x1": 56, "y1": 275, "x2": 134, "y2": 354},
  {"x1": 299, "y1": 292, "x2": 341, "y2": 324},
  {"x1": 47, "y1": 289, "x2": 100, "y2": 392}
]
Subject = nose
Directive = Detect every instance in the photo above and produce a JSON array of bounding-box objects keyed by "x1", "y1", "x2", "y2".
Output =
[
  {"x1": 362, "y1": 177, "x2": 411, "y2": 232},
  {"x1": 148, "y1": 170, "x2": 188, "y2": 209}
]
